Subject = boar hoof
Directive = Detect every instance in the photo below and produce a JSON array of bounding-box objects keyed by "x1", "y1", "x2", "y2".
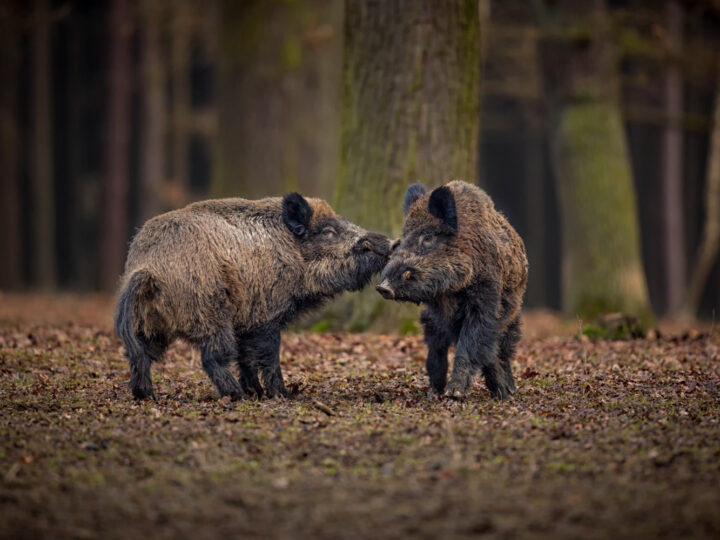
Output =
[
  {"x1": 266, "y1": 386, "x2": 291, "y2": 399},
  {"x1": 427, "y1": 389, "x2": 443, "y2": 400},
  {"x1": 444, "y1": 374, "x2": 470, "y2": 400},
  {"x1": 443, "y1": 386, "x2": 467, "y2": 400},
  {"x1": 130, "y1": 383, "x2": 156, "y2": 401},
  {"x1": 240, "y1": 375, "x2": 264, "y2": 400},
  {"x1": 490, "y1": 384, "x2": 512, "y2": 401}
]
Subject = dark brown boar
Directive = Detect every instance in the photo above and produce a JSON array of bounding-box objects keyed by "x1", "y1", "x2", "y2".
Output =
[
  {"x1": 376, "y1": 180, "x2": 528, "y2": 400},
  {"x1": 115, "y1": 193, "x2": 389, "y2": 401}
]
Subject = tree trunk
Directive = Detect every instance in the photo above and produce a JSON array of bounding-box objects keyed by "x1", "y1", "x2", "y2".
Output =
[
  {"x1": 213, "y1": 0, "x2": 343, "y2": 200},
  {"x1": 99, "y1": 0, "x2": 131, "y2": 291},
  {"x1": 0, "y1": 2, "x2": 23, "y2": 289},
  {"x1": 539, "y1": 0, "x2": 654, "y2": 322},
  {"x1": 662, "y1": 0, "x2": 685, "y2": 316},
  {"x1": 170, "y1": 0, "x2": 189, "y2": 196},
  {"x1": 31, "y1": 0, "x2": 56, "y2": 289},
  {"x1": 329, "y1": 0, "x2": 482, "y2": 330},
  {"x1": 139, "y1": 0, "x2": 166, "y2": 222},
  {"x1": 681, "y1": 59, "x2": 720, "y2": 318},
  {"x1": 337, "y1": 0, "x2": 481, "y2": 234}
]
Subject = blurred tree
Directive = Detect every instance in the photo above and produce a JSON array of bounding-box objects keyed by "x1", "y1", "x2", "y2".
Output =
[
  {"x1": 538, "y1": 0, "x2": 654, "y2": 322},
  {"x1": 171, "y1": 0, "x2": 190, "y2": 196},
  {"x1": 682, "y1": 58, "x2": 720, "y2": 318},
  {"x1": 662, "y1": 0, "x2": 686, "y2": 315},
  {"x1": 32, "y1": 0, "x2": 56, "y2": 289},
  {"x1": 100, "y1": 0, "x2": 131, "y2": 291},
  {"x1": 139, "y1": 0, "x2": 167, "y2": 222},
  {"x1": 213, "y1": 0, "x2": 343, "y2": 200},
  {"x1": 481, "y1": 1, "x2": 559, "y2": 309},
  {"x1": 331, "y1": 0, "x2": 482, "y2": 329},
  {"x1": 0, "y1": 1, "x2": 23, "y2": 289}
]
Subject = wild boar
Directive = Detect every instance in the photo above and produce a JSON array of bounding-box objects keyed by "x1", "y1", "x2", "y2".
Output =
[
  {"x1": 376, "y1": 180, "x2": 528, "y2": 400},
  {"x1": 115, "y1": 193, "x2": 389, "y2": 400}
]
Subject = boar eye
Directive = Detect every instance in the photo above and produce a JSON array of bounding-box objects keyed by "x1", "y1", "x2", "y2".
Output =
[
  {"x1": 322, "y1": 226, "x2": 337, "y2": 238},
  {"x1": 402, "y1": 270, "x2": 412, "y2": 281},
  {"x1": 418, "y1": 234, "x2": 434, "y2": 250}
]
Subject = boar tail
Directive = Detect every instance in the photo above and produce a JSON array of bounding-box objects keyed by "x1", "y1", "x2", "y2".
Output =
[{"x1": 114, "y1": 269, "x2": 157, "y2": 359}]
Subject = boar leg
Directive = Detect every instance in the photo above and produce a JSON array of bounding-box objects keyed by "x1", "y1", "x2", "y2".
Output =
[
  {"x1": 235, "y1": 332, "x2": 264, "y2": 399},
  {"x1": 238, "y1": 364, "x2": 264, "y2": 399},
  {"x1": 255, "y1": 330, "x2": 289, "y2": 399},
  {"x1": 128, "y1": 334, "x2": 167, "y2": 400},
  {"x1": 497, "y1": 316, "x2": 520, "y2": 393},
  {"x1": 447, "y1": 302, "x2": 511, "y2": 401},
  {"x1": 421, "y1": 309, "x2": 451, "y2": 394},
  {"x1": 200, "y1": 330, "x2": 246, "y2": 400},
  {"x1": 445, "y1": 306, "x2": 495, "y2": 399}
]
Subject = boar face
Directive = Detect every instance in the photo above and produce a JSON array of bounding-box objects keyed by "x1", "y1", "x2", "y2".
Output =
[
  {"x1": 376, "y1": 184, "x2": 473, "y2": 303},
  {"x1": 282, "y1": 193, "x2": 390, "y2": 296}
]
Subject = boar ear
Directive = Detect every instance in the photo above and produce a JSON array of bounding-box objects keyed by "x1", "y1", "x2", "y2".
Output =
[
  {"x1": 282, "y1": 193, "x2": 313, "y2": 237},
  {"x1": 403, "y1": 183, "x2": 427, "y2": 215},
  {"x1": 428, "y1": 186, "x2": 457, "y2": 234}
]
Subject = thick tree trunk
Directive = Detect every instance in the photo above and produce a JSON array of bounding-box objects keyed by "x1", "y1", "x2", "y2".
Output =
[
  {"x1": 682, "y1": 59, "x2": 720, "y2": 318},
  {"x1": 662, "y1": 0, "x2": 685, "y2": 316},
  {"x1": 337, "y1": 0, "x2": 481, "y2": 234},
  {"x1": 214, "y1": 0, "x2": 343, "y2": 200},
  {"x1": 170, "y1": 0, "x2": 189, "y2": 195},
  {"x1": 329, "y1": 0, "x2": 482, "y2": 330},
  {"x1": 139, "y1": 0, "x2": 166, "y2": 222},
  {"x1": 32, "y1": 0, "x2": 56, "y2": 289},
  {"x1": 0, "y1": 2, "x2": 23, "y2": 289},
  {"x1": 539, "y1": 0, "x2": 654, "y2": 322},
  {"x1": 100, "y1": 0, "x2": 131, "y2": 291}
]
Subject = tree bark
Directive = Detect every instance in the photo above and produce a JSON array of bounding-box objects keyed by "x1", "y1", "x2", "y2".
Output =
[
  {"x1": 100, "y1": 0, "x2": 132, "y2": 291},
  {"x1": 682, "y1": 59, "x2": 720, "y2": 318},
  {"x1": 31, "y1": 0, "x2": 56, "y2": 289},
  {"x1": 539, "y1": 0, "x2": 654, "y2": 322},
  {"x1": 337, "y1": 0, "x2": 481, "y2": 234},
  {"x1": 214, "y1": 0, "x2": 343, "y2": 200},
  {"x1": 139, "y1": 0, "x2": 166, "y2": 222},
  {"x1": 662, "y1": 0, "x2": 685, "y2": 315},
  {"x1": 329, "y1": 0, "x2": 482, "y2": 330},
  {"x1": 170, "y1": 0, "x2": 189, "y2": 195},
  {"x1": 0, "y1": 1, "x2": 23, "y2": 289}
]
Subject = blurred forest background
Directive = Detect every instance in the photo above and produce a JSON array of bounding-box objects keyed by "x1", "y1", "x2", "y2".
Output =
[{"x1": 1, "y1": 0, "x2": 720, "y2": 326}]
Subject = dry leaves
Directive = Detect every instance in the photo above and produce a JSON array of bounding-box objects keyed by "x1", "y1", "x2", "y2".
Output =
[{"x1": 0, "y1": 298, "x2": 719, "y2": 538}]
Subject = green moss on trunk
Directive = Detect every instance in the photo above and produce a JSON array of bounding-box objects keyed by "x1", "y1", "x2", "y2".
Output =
[
  {"x1": 540, "y1": 0, "x2": 654, "y2": 324},
  {"x1": 331, "y1": 0, "x2": 482, "y2": 330},
  {"x1": 551, "y1": 100, "x2": 653, "y2": 321}
]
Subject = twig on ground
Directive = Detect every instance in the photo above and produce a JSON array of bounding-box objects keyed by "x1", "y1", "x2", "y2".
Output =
[{"x1": 312, "y1": 399, "x2": 335, "y2": 416}]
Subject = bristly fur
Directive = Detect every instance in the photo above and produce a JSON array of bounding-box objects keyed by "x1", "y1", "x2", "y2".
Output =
[
  {"x1": 403, "y1": 183, "x2": 427, "y2": 215},
  {"x1": 427, "y1": 186, "x2": 458, "y2": 234},
  {"x1": 115, "y1": 194, "x2": 390, "y2": 401},
  {"x1": 378, "y1": 180, "x2": 528, "y2": 400}
]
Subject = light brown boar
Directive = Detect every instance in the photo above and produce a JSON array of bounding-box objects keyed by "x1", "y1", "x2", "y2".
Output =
[{"x1": 115, "y1": 193, "x2": 389, "y2": 400}]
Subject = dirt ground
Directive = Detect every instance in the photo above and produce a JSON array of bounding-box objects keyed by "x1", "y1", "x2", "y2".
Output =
[{"x1": 1, "y1": 294, "x2": 719, "y2": 539}]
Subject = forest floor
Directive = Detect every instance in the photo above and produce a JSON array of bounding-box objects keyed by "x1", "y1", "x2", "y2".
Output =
[{"x1": 0, "y1": 294, "x2": 719, "y2": 539}]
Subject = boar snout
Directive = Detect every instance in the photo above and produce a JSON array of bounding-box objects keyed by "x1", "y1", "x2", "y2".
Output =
[
  {"x1": 354, "y1": 232, "x2": 390, "y2": 257},
  {"x1": 376, "y1": 279, "x2": 395, "y2": 299}
]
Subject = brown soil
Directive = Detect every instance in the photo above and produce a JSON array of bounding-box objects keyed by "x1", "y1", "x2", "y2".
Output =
[{"x1": 1, "y1": 295, "x2": 719, "y2": 539}]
